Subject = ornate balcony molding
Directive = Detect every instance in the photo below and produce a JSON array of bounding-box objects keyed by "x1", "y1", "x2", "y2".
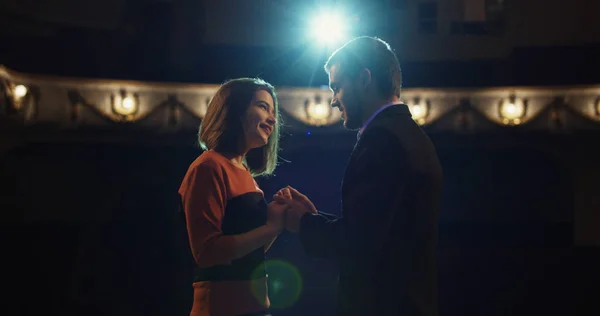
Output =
[{"x1": 2, "y1": 65, "x2": 600, "y2": 134}]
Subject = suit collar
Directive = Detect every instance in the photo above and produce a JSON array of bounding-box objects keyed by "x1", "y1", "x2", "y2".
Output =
[{"x1": 357, "y1": 103, "x2": 410, "y2": 139}]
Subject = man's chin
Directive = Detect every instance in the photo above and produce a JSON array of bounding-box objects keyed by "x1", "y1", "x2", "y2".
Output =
[{"x1": 342, "y1": 119, "x2": 361, "y2": 131}]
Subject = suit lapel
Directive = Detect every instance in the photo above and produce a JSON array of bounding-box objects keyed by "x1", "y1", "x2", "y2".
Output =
[
  {"x1": 341, "y1": 135, "x2": 367, "y2": 209},
  {"x1": 340, "y1": 103, "x2": 409, "y2": 212}
]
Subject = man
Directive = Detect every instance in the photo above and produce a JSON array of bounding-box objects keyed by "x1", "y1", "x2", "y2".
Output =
[{"x1": 274, "y1": 37, "x2": 443, "y2": 316}]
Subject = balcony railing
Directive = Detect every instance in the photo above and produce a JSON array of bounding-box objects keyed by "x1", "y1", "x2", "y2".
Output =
[{"x1": 2, "y1": 65, "x2": 600, "y2": 134}]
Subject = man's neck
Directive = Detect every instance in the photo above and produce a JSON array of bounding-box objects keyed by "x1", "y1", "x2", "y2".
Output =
[{"x1": 362, "y1": 97, "x2": 400, "y2": 124}]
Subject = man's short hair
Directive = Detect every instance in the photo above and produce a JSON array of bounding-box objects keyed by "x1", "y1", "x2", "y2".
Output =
[{"x1": 324, "y1": 36, "x2": 402, "y2": 98}]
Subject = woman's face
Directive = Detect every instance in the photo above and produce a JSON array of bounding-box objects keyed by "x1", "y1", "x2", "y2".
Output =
[{"x1": 242, "y1": 90, "x2": 276, "y2": 151}]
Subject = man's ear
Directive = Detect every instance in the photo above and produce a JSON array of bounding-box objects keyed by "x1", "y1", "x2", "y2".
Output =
[{"x1": 358, "y1": 68, "x2": 372, "y2": 90}]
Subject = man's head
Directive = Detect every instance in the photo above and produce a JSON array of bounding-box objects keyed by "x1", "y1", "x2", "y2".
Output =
[{"x1": 324, "y1": 36, "x2": 402, "y2": 130}]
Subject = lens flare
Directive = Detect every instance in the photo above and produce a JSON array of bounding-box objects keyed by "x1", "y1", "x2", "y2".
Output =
[{"x1": 252, "y1": 260, "x2": 303, "y2": 309}]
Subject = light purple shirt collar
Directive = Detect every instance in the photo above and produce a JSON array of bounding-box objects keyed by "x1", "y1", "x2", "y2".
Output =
[{"x1": 357, "y1": 102, "x2": 399, "y2": 138}]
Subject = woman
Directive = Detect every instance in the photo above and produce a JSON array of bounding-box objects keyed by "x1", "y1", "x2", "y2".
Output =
[{"x1": 178, "y1": 78, "x2": 288, "y2": 316}]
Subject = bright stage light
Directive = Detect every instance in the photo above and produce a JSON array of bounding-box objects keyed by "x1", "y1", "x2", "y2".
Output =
[{"x1": 309, "y1": 11, "x2": 348, "y2": 45}]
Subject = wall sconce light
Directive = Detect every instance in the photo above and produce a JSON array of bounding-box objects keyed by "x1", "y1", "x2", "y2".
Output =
[
  {"x1": 2, "y1": 82, "x2": 38, "y2": 120},
  {"x1": 498, "y1": 96, "x2": 527, "y2": 125},
  {"x1": 8, "y1": 84, "x2": 28, "y2": 110},
  {"x1": 408, "y1": 97, "x2": 430, "y2": 125},
  {"x1": 14, "y1": 84, "x2": 27, "y2": 99},
  {"x1": 595, "y1": 97, "x2": 600, "y2": 118},
  {"x1": 304, "y1": 95, "x2": 331, "y2": 126},
  {"x1": 111, "y1": 90, "x2": 139, "y2": 120}
]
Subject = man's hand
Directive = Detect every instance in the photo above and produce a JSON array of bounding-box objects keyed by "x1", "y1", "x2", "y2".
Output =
[{"x1": 273, "y1": 186, "x2": 318, "y2": 233}]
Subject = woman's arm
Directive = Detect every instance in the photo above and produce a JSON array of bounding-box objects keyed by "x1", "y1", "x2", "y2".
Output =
[
  {"x1": 264, "y1": 235, "x2": 278, "y2": 253},
  {"x1": 181, "y1": 162, "x2": 283, "y2": 267},
  {"x1": 208, "y1": 225, "x2": 279, "y2": 261}
]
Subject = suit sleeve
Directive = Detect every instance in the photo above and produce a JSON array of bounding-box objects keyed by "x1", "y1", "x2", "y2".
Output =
[
  {"x1": 180, "y1": 162, "x2": 235, "y2": 267},
  {"x1": 299, "y1": 128, "x2": 407, "y2": 264},
  {"x1": 299, "y1": 211, "x2": 344, "y2": 260}
]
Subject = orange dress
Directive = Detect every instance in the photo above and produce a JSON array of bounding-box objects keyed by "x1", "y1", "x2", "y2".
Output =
[{"x1": 179, "y1": 151, "x2": 270, "y2": 316}]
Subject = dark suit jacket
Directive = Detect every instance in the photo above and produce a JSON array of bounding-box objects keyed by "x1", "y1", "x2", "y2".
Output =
[{"x1": 299, "y1": 104, "x2": 443, "y2": 316}]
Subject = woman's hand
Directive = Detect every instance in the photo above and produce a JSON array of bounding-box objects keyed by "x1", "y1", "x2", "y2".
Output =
[{"x1": 267, "y1": 200, "x2": 289, "y2": 233}]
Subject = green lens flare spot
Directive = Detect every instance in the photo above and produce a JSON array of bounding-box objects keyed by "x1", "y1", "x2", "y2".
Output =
[{"x1": 251, "y1": 259, "x2": 303, "y2": 309}]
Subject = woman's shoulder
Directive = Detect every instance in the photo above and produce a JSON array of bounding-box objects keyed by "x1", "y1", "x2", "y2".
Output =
[
  {"x1": 179, "y1": 152, "x2": 228, "y2": 196},
  {"x1": 188, "y1": 151, "x2": 229, "y2": 174}
]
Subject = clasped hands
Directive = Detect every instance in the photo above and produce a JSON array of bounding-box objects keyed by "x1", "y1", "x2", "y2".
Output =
[{"x1": 267, "y1": 186, "x2": 318, "y2": 233}]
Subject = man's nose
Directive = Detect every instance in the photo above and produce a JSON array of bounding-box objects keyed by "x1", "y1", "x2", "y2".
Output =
[{"x1": 331, "y1": 98, "x2": 340, "y2": 108}]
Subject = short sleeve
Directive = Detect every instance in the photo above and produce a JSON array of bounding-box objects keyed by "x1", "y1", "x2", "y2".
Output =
[{"x1": 179, "y1": 161, "x2": 230, "y2": 266}]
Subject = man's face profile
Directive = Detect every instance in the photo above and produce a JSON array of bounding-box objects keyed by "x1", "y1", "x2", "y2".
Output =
[{"x1": 329, "y1": 64, "x2": 364, "y2": 130}]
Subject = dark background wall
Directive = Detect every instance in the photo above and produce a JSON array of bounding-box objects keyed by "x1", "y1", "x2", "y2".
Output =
[{"x1": 1, "y1": 131, "x2": 596, "y2": 316}]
